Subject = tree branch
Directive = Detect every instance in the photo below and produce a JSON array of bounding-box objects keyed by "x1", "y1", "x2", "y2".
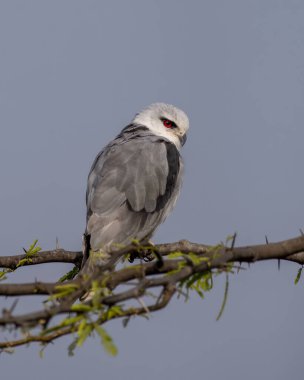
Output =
[
  {"x1": 0, "y1": 234, "x2": 303, "y2": 353},
  {"x1": 0, "y1": 249, "x2": 82, "y2": 270}
]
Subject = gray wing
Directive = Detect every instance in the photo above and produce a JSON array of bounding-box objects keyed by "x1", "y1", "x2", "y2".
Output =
[{"x1": 86, "y1": 136, "x2": 182, "y2": 251}]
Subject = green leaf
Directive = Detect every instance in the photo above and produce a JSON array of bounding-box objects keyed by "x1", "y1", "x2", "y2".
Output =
[
  {"x1": 294, "y1": 267, "x2": 303, "y2": 285},
  {"x1": 91, "y1": 280, "x2": 102, "y2": 309},
  {"x1": 104, "y1": 306, "x2": 123, "y2": 320},
  {"x1": 94, "y1": 324, "x2": 118, "y2": 356},
  {"x1": 39, "y1": 344, "x2": 47, "y2": 359},
  {"x1": 41, "y1": 315, "x2": 84, "y2": 336},
  {"x1": 77, "y1": 318, "x2": 87, "y2": 335},
  {"x1": 68, "y1": 339, "x2": 77, "y2": 356},
  {"x1": 74, "y1": 318, "x2": 94, "y2": 348},
  {"x1": 166, "y1": 261, "x2": 186, "y2": 277},
  {"x1": 77, "y1": 324, "x2": 93, "y2": 347},
  {"x1": 48, "y1": 283, "x2": 79, "y2": 300},
  {"x1": 70, "y1": 304, "x2": 92, "y2": 313},
  {"x1": 16, "y1": 258, "x2": 33, "y2": 268},
  {"x1": 216, "y1": 273, "x2": 229, "y2": 321},
  {"x1": 58, "y1": 266, "x2": 79, "y2": 282},
  {"x1": 0, "y1": 269, "x2": 12, "y2": 281},
  {"x1": 17, "y1": 239, "x2": 42, "y2": 267},
  {"x1": 186, "y1": 252, "x2": 205, "y2": 265},
  {"x1": 24, "y1": 239, "x2": 42, "y2": 256},
  {"x1": 61, "y1": 315, "x2": 84, "y2": 327},
  {"x1": 178, "y1": 271, "x2": 213, "y2": 300},
  {"x1": 167, "y1": 251, "x2": 184, "y2": 259}
]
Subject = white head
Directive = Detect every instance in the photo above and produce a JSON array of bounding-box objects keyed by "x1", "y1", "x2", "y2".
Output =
[{"x1": 132, "y1": 103, "x2": 189, "y2": 149}]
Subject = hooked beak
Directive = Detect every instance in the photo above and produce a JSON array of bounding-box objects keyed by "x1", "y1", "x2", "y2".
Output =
[{"x1": 179, "y1": 134, "x2": 187, "y2": 146}]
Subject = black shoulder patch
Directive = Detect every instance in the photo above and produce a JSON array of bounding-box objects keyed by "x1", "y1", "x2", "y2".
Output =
[
  {"x1": 156, "y1": 142, "x2": 180, "y2": 211},
  {"x1": 81, "y1": 233, "x2": 91, "y2": 269},
  {"x1": 119, "y1": 123, "x2": 149, "y2": 138}
]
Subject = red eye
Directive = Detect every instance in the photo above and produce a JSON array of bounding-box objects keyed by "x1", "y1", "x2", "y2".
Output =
[{"x1": 163, "y1": 119, "x2": 173, "y2": 128}]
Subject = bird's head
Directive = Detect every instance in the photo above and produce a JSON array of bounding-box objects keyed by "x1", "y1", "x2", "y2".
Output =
[{"x1": 133, "y1": 103, "x2": 189, "y2": 149}]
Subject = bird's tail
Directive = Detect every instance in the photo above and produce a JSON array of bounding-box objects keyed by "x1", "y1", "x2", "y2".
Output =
[
  {"x1": 81, "y1": 232, "x2": 91, "y2": 271},
  {"x1": 79, "y1": 237, "x2": 111, "y2": 302},
  {"x1": 80, "y1": 233, "x2": 111, "y2": 275}
]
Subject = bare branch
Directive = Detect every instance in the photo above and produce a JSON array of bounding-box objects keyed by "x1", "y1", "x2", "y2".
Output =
[
  {"x1": 0, "y1": 234, "x2": 304, "y2": 351},
  {"x1": 0, "y1": 249, "x2": 82, "y2": 270}
]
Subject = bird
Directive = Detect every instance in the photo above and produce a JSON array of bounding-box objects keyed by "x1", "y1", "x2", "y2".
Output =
[{"x1": 81, "y1": 103, "x2": 189, "y2": 272}]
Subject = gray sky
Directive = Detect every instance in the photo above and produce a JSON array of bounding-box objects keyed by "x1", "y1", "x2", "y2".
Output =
[{"x1": 1, "y1": 1, "x2": 304, "y2": 379}]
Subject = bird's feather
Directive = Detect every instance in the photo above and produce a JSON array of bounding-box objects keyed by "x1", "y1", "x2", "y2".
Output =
[{"x1": 85, "y1": 126, "x2": 182, "y2": 251}]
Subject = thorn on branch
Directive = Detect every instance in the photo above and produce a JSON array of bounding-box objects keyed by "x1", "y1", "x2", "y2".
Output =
[
  {"x1": 230, "y1": 233, "x2": 237, "y2": 250},
  {"x1": 122, "y1": 316, "x2": 131, "y2": 328},
  {"x1": 136, "y1": 297, "x2": 150, "y2": 316},
  {"x1": 8, "y1": 299, "x2": 18, "y2": 315},
  {"x1": 56, "y1": 237, "x2": 60, "y2": 250}
]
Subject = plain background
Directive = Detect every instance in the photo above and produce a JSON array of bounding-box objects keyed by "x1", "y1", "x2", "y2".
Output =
[{"x1": 1, "y1": 1, "x2": 304, "y2": 379}]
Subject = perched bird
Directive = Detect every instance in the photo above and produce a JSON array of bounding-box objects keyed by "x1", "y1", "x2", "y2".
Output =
[{"x1": 81, "y1": 103, "x2": 189, "y2": 271}]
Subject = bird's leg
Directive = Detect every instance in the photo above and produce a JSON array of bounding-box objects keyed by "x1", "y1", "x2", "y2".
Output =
[
  {"x1": 128, "y1": 240, "x2": 154, "y2": 262},
  {"x1": 147, "y1": 241, "x2": 164, "y2": 268},
  {"x1": 128, "y1": 240, "x2": 163, "y2": 268}
]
